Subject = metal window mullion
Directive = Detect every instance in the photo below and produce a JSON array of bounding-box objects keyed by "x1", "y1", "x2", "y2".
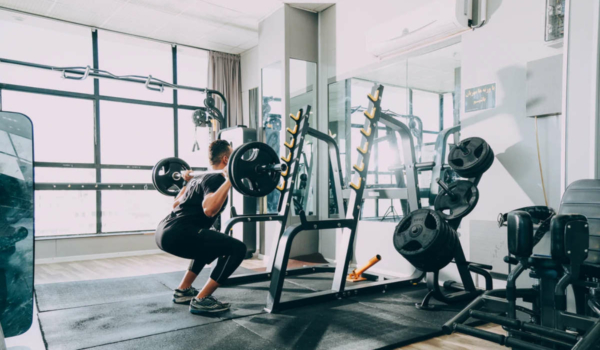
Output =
[
  {"x1": 172, "y1": 45, "x2": 178, "y2": 158},
  {"x1": 92, "y1": 28, "x2": 102, "y2": 234},
  {"x1": 439, "y1": 94, "x2": 444, "y2": 131}
]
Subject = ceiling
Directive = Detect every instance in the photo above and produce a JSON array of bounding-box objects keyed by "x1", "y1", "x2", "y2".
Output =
[{"x1": 0, "y1": 0, "x2": 335, "y2": 54}]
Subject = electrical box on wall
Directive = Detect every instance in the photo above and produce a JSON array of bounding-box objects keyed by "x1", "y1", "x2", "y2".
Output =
[
  {"x1": 545, "y1": 0, "x2": 566, "y2": 43},
  {"x1": 526, "y1": 54, "x2": 563, "y2": 118}
]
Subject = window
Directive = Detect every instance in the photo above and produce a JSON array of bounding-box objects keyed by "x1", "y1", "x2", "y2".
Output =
[
  {"x1": 0, "y1": 11, "x2": 93, "y2": 93},
  {"x1": 98, "y1": 31, "x2": 172, "y2": 103},
  {"x1": 1, "y1": 91, "x2": 95, "y2": 163},
  {"x1": 0, "y1": 12, "x2": 210, "y2": 237},
  {"x1": 100, "y1": 101, "x2": 174, "y2": 166},
  {"x1": 177, "y1": 46, "x2": 209, "y2": 106}
]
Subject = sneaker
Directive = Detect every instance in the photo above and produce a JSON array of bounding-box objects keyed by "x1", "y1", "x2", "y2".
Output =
[
  {"x1": 189, "y1": 296, "x2": 230, "y2": 314},
  {"x1": 173, "y1": 286, "x2": 200, "y2": 304},
  {"x1": 207, "y1": 295, "x2": 230, "y2": 308}
]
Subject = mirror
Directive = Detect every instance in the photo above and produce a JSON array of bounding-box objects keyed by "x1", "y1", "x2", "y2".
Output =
[
  {"x1": 289, "y1": 59, "x2": 317, "y2": 216},
  {"x1": 327, "y1": 42, "x2": 462, "y2": 220},
  {"x1": 261, "y1": 61, "x2": 283, "y2": 214},
  {"x1": 0, "y1": 111, "x2": 34, "y2": 337}
]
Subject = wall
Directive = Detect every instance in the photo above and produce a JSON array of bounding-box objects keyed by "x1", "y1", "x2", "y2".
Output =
[
  {"x1": 317, "y1": 5, "x2": 337, "y2": 261},
  {"x1": 317, "y1": 0, "x2": 572, "y2": 278},
  {"x1": 333, "y1": 0, "x2": 436, "y2": 79},
  {"x1": 564, "y1": 0, "x2": 600, "y2": 186},
  {"x1": 35, "y1": 234, "x2": 158, "y2": 263},
  {"x1": 240, "y1": 46, "x2": 259, "y2": 127}
]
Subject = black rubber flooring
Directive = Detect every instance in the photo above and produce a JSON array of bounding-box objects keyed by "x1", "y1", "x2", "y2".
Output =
[{"x1": 35, "y1": 268, "x2": 474, "y2": 350}]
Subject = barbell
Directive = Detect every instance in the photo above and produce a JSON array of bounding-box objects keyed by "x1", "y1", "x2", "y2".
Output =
[{"x1": 152, "y1": 141, "x2": 288, "y2": 198}]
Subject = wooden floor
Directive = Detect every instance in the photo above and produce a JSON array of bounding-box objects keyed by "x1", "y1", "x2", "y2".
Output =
[{"x1": 35, "y1": 253, "x2": 505, "y2": 349}]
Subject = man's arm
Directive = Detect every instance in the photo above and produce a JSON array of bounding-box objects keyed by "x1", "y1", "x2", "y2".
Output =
[
  {"x1": 202, "y1": 171, "x2": 231, "y2": 217},
  {"x1": 172, "y1": 171, "x2": 193, "y2": 209},
  {"x1": 173, "y1": 186, "x2": 187, "y2": 209}
]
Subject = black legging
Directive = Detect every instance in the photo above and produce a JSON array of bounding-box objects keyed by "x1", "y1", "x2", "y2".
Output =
[{"x1": 156, "y1": 219, "x2": 247, "y2": 283}]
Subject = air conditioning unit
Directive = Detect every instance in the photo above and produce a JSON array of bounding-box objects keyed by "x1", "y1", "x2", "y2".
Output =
[{"x1": 367, "y1": 0, "x2": 479, "y2": 58}]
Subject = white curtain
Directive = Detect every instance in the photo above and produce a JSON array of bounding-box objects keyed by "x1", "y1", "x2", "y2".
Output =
[{"x1": 207, "y1": 51, "x2": 243, "y2": 127}]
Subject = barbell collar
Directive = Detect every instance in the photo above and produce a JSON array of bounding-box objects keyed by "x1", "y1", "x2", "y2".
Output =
[{"x1": 256, "y1": 163, "x2": 288, "y2": 174}]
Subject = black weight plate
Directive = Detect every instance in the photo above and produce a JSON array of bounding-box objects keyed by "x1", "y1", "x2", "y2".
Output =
[
  {"x1": 152, "y1": 157, "x2": 191, "y2": 196},
  {"x1": 394, "y1": 209, "x2": 444, "y2": 257},
  {"x1": 227, "y1": 145, "x2": 244, "y2": 196},
  {"x1": 434, "y1": 180, "x2": 480, "y2": 221},
  {"x1": 448, "y1": 137, "x2": 492, "y2": 178},
  {"x1": 229, "y1": 142, "x2": 280, "y2": 197},
  {"x1": 459, "y1": 147, "x2": 495, "y2": 178}
]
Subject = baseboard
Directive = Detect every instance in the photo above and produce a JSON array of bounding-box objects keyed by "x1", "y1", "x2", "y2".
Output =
[{"x1": 35, "y1": 249, "x2": 164, "y2": 265}]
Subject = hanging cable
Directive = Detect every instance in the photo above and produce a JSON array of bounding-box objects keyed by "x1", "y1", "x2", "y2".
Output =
[{"x1": 535, "y1": 116, "x2": 549, "y2": 207}]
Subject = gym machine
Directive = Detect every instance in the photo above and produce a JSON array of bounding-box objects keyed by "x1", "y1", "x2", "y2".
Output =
[{"x1": 443, "y1": 180, "x2": 600, "y2": 349}]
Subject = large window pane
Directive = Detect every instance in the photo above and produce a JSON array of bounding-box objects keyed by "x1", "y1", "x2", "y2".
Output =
[
  {"x1": 102, "y1": 169, "x2": 151, "y2": 184},
  {"x1": 98, "y1": 31, "x2": 172, "y2": 103},
  {"x1": 0, "y1": 11, "x2": 93, "y2": 93},
  {"x1": 36, "y1": 168, "x2": 96, "y2": 183},
  {"x1": 177, "y1": 109, "x2": 210, "y2": 168},
  {"x1": 2, "y1": 91, "x2": 95, "y2": 163},
  {"x1": 100, "y1": 101, "x2": 174, "y2": 166},
  {"x1": 177, "y1": 46, "x2": 208, "y2": 106},
  {"x1": 101, "y1": 191, "x2": 172, "y2": 232},
  {"x1": 36, "y1": 191, "x2": 96, "y2": 236}
]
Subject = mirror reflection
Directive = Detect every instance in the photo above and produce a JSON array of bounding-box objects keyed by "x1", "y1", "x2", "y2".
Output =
[
  {"x1": 261, "y1": 61, "x2": 283, "y2": 214},
  {"x1": 0, "y1": 111, "x2": 34, "y2": 337},
  {"x1": 289, "y1": 59, "x2": 317, "y2": 216}
]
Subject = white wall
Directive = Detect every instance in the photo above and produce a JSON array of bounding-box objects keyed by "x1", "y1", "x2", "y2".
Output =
[
  {"x1": 334, "y1": 0, "x2": 436, "y2": 78},
  {"x1": 317, "y1": 0, "x2": 572, "y2": 278}
]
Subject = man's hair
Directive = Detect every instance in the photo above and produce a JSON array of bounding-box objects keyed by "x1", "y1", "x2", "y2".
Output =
[{"x1": 208, "y1": 140, "x2": 232, "y2": 165}]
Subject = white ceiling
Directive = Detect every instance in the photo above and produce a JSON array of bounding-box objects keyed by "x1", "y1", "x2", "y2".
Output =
[{"x1": 0, "y1": 0, "x2": 335, "y2": 54}]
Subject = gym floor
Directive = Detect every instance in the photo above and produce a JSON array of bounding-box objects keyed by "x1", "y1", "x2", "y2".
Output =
[{"x1": 26, "y1": 254, "x2": 505, "y2": 350}]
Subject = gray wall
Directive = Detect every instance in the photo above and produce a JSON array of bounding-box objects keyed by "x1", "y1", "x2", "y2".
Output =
[
  {"x1": 564, "y1": 0, "x2": 600, "y2": 186},
  {"x1": 317, "y1": 5, "x2": 337, "y2": 261},
  {"x1": 257, "y1": 6, "x2": 320, "y2": 261},
  {"x1": 36, "y1": 234, "x2": 158, "y2": 263},
  {"x1": 241, "y1": 46, "x2": 259, "y2": 127}
]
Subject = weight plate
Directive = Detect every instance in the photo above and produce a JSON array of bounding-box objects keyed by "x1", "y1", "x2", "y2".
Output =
[
  {"x1": 434, "y1": 180, "x2": 480, "y2": 221},
  {"x1": 448, "y1": 137, "x2": 494, "y2": 178},
  {"x1": 151, "y1": 157, "x2": 191, "y2": 196},
  {"x1": 229, "y1": 142, "x2": 281, "y2": 197},
  {"x1": 227, "y1": 145, "x2": 244, "y2": 196},
  {"x1": 393, "y1": 209, "x2": 458, "y2": 272}
]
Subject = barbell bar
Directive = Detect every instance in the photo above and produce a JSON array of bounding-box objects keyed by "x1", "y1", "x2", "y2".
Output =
[
  {"x1": 152, "y1": 141, "x2": 288, "y2": 198},
  {"x1": 171, "y1": 163, "x2": 288, "y2": 182}
]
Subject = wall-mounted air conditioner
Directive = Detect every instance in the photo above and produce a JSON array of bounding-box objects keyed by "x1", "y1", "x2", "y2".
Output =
[{"x1": 367, "y1": 0, "x2": 484, "y2": 58}]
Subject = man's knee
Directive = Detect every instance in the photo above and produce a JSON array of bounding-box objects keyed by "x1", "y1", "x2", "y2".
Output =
[{"x1": 234, "y1": 240, "x2": 247, "y2": 258}]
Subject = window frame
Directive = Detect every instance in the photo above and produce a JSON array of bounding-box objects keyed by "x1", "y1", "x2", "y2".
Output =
[{"x1": 0, "y1": 28, "x2": 210, "y2": 238}]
